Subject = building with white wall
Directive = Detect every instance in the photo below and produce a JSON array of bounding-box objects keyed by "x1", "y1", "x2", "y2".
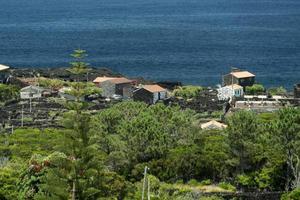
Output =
[{"x1": 217, "y1": 84, "x2": 244, "y2": 101}]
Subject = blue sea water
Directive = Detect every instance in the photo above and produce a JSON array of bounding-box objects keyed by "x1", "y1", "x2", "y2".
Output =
[{"x1": 0, "y1": 0, "x2": 299, "y2": 88}]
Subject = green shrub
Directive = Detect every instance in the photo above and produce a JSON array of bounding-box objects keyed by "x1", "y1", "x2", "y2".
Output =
[
  {"x1": 218, "y1": 182, "x2": 236, "y2": 192},
  {"x1": 175, "y1": 179, "x2": 184, "y2": 184},
  {"x1": 173, "y1": 85, "x2": 203, "y2": 99},
  {"x1": 281, "y1": 189, "x2": 300, "y2": 200},
  {"x1": 200, "y1": 179, "x2": 212, "y2": 186},
  {"x1": 245, "y1": 84, "x2": 265, "y2": 95},
  {"x1": 199, "y1": 196, "x2": 224, "y2": 200},
  {"x1": 237, "y1": 174, "x2": 256, "y2": 188},
  {"x1": 268, "y1": 86, "x2": 287, "y2": 96},
  {"x1": 188, "y1": 179, "x2": 199, "y2": 186},
  {"x1": 0, "y1": 84, "x2": 19, "y2": 103}
]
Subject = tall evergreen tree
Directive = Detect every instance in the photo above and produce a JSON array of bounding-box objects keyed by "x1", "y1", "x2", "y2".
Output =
[{"x1": 23, "y1": 50, "x2": 106, "y2": 199}]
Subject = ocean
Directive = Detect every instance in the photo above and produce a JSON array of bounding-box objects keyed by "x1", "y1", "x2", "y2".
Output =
[{"x1": 0, "y1": 0, "x2": 299, "y2": 88}]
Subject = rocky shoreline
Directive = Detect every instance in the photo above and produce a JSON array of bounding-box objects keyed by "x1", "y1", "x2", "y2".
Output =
[{"x1": 9, "y1": 66, "x2": 121, "y2": 82}]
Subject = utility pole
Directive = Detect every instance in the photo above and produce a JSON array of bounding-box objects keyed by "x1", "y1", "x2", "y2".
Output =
[
  {"x1": 72, "y1": 181, "x2": 76, "y2": 200},
  {"x1": 147, "y1": 176, "x2": 150, "y2": 200},
  {"x1": 29, "y1": 97, "x2": 32, "y2": 113},
  {"x1": 142, "y1": 166, "x2": 149, "y2": 200},
  {"x1": 21, "y1": 105, "x2": 24, "y2": 127}
]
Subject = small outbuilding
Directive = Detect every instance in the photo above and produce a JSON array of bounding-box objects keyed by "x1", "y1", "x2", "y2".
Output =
[
  {"x1": 201, "y1": 120, "x2": 227, "y2": 130},
  {"x1": 0, "y1": 64, "x2": 10, "y2": 83},
  {"x1": 294, "y1": 84, "x2": 300, "y2": 99},
  {"x1": 20, "y1": 86, "x2": 44, "y2": 99},
  {"x1": 133, "y1": 84, "x2": 167, "y2": 104}
]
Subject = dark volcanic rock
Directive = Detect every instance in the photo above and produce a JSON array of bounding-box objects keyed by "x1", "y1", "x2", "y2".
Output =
[
  {"x1": 156, "y1": 81, "x2": 182, "y2": 90},
  {"x1": 10, "y1": 67, "x2": 122, "y2": 82}
]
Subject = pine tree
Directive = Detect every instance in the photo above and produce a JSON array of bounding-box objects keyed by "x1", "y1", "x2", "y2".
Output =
[
  {"x1": 32, "y1": 50, "x2": 105, "y2": 199},
  {"x1": 67, "y1": 49, "x2": 91, "y2": 82}
]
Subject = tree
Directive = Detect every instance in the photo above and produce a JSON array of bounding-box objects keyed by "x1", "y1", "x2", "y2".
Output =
[
  {"x1": 268, "y1": 86, "x2": 287, "y2": 96},
  {"x1": 38, "y1": 78, "x2": 64, "y2": 91},
  {"x1": 226, "y1": 110, "x2": 263, "y2": 174},
  {"x1": 245, "y1": 84, "x2": 265, "y2": 95},
  {"x1": 18, "y1": 50, "x2": 109, "y2": 199},
  {"x1": 67, "y1": 49, "x2": 90, "y2": 82},
  {"x1": 0, "y1": 84, "x2": 19, "y2": 103},
  {"x1": 200, "y1": 130, "x2": 230, "y2": 181},
  {"x1": 271, "y1": 107, "x2": 300, "y2": 190},
  {"x1": 90, "y1": 102, "x2": 199, "y2": 181}
]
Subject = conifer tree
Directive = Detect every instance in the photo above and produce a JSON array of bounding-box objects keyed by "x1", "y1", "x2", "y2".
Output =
[{"x1": 29, "y1": 50, "x2": 105, "y2": 199}]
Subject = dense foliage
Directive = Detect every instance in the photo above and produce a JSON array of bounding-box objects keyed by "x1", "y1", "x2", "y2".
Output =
[
  {"x1": 1, "y1": 51, "x2": 299, "y2": 199},
  {"x1": 0, "y1": 84, "x2": 19, "y2": 103},
  {"x1": 0, "y1": 103, "x2": 299, "y2": 199},
  {"x1": 268, "y1": 86, "x2": 288, "y2": 96},
  {"x1": 245, "y1": 84, "x2": 265, "y2": 95},
  {"x1": 173, "y1": 85, "x2": 203, "y2": 99}
]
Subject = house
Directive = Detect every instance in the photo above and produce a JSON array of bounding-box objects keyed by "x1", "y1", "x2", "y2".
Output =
[
  {"x1": 93, "y1": 76, "x2": 118, "y2": 87},
  {"x1": 201, "y1": 120, "x2": 227, "y2": 130},
  {"x1": 217, "y1": 84, "x2": 244, "y2": 101},
  {"x1": 295, "y1": 84, "x2": 300, "y2": 99},
  {"x1": 20, "y1": 86, "x2": 44, "y2": 99},
  {"x1": 0, "y1": 64, "x2": 10, "y2": 83},
  {"x1": 101, "y1": 77, "x2": 135, "y2": 99},
  {"x1": 223, "y1": 70, "x2": 255, "y2": 89},
  {"x1": 133, "y1": 84, "x2": 167, "y2": 104}
]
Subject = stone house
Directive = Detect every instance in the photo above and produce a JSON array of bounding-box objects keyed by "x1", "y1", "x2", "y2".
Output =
[
  {"x1": 223, "y1": 70, "x2": 255, "y2": 89},
  {"x1": 101, "y1": 77, "x2": 135, "y2": 99},
  {"x1": 20, "y1": 86, "x2": 44, "y2": 99},
  {"x1": 133, "y1": 84, "x2": 167, "y2": 104}
]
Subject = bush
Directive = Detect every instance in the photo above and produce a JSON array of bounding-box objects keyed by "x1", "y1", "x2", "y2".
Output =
[
  {"x1": 187, "y1": 179, "x2": 199, "y2": 186},
  {"x1": 218, "y1": 182, "x2": 236, "y2": 192},
  {"x1": 245, "y1": 84, "x2": 265, "y2": 95},
  {"x1": 199, "y1": 196, "x2": 224, "y2": 200},
  {"x1": 200, "y1": 179, "x2": 212, "y2": 186},
  {"x1": 268, "y1": 86, "x2": 287, "y2": 96},
  {"x1": 0, "y1": 84, "x2": 19, "y2": 103},
  {"x1": 236, "y1": 174, "x2": 257, "y2": 190},
  {"x1": 173, "y1": 85, "x2": 203, "y2": 99},
  {"x1": 281, "y1": 188, "x2": 300, "y2": 200}
]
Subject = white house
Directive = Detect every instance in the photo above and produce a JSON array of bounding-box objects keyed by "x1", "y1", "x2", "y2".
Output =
[
  {"x1": 217, "y1": 84, "x2": 244, "y2": 101},
  {"x1": 20, "y1": 86, "x2": 44, "y2": 99}
]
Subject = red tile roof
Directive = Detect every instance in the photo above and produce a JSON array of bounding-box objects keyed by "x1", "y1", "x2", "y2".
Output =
[
  {"x1": 230, "y1": 71, "x2": 255, "y2": 78},
  {"x1": 108, "y1": 77, "x2": 134, "y2": 84},
  {"x1": 93, "y1": 76, "x2": 117, "y2": 83},
  {"x1": 143, "y1": 84, "x2": 166, "y2": 93}
]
